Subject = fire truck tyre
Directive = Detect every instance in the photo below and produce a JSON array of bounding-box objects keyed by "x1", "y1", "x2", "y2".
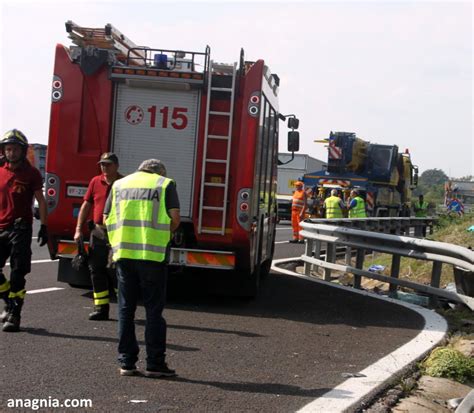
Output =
[
  {"x1": 260, "y1": 258, "x2": 272, "y2": 279},
  {"x1": 238, "y1": 268, "x2": 260, "y2": 298}
]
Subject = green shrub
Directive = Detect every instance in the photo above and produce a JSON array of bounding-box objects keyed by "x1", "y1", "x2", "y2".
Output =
[{"x1": 422, "y1": 347, "x2": 474, "y2": 383}]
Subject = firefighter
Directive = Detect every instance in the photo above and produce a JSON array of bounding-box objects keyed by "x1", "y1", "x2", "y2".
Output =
[
  {"x1": 104, "y1": 159, "x2": 180, "y2": 378},
  {"x1": 290, "y1": 181, "x2": 306, "y2": 243},
  {"x1": 323, "y1": 189, "x2": 345, "y2": 218},
  {"x1": 74, "y1": 152, "x2": 123, "y2": 321},
  {"x1": 413, "y1": 194, "x2": 429, "y2": 237},
  {"x1": 0, "y1": 129, "x2": 48, "y2": 332},
  {"x1": 347, "y1": 189, "x2": 367, "y2": 218}
]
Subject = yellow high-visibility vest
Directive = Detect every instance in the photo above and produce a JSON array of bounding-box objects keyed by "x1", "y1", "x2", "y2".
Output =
[
  {"x1": 324, "y1": 196, "x2": 343, "y2": 218},
  {"x1": 349, "y1": 196, "x2": 367, "y2": 218},
  {"x1": 415, "y1": 201, "x2": 428, "y2": 217},
  {"x1": 106, "y1": 171, "x2": 172, "y2": 263}
]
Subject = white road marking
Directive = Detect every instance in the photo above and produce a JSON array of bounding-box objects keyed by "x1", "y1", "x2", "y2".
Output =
[
  {"x1": 271, "y1": 257, "x2": 447, "y2": 413},
  {"x1": 275, "y1": 227, "x2": 291, "y2": 231},
  {"x1": 27, "y1": 287, "x2": 64, "y2": 294},
  {"x1": 275, "y1": 240, "x2": 290, "y2": 244}
]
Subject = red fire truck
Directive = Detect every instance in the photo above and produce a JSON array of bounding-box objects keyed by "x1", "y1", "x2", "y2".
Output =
[{"x1": 45, "y1": 22, "x2": 299, "y2": 295}]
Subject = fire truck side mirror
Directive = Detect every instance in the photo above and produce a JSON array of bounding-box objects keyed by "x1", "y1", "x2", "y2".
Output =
[
  {"x1": 288, "y1": 131, "x2": 300, "y2": 152},
  {"x1": 288, "y1": 117, "x2": 299, "y2": 130}
]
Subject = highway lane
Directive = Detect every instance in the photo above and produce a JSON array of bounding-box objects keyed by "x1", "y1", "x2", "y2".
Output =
[{"x1": 0, "y1": 223, "x2": 426, "y2": 412}]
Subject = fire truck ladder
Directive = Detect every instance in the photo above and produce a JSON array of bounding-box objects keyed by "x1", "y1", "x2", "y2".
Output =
[
  {"x1": 65, "y1": 20, "x2": 146, "y2": 63},
  {"x1": 198, "y1": 61, "x2": 237, "y2": 235}
]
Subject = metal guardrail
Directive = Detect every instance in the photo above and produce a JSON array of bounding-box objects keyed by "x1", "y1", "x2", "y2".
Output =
[
  {"x1": 299, "y1": 222, "x2": 474, "y2": 310},
  {"x1": 305, "y1": 216, "x2": 437, "y2": 237}
]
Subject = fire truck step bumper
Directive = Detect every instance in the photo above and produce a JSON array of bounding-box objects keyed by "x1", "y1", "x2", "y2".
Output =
[{"x1": 169, "y1": 248, "x2": 235, "y2": 270}]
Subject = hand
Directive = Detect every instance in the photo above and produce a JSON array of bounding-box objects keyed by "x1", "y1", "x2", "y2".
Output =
[
  {"x1": 37, "y1": 224, "x2": 49, "y2": 247},
  {"x1": 74, "y1": 228, "x2": 82, "y2": 243}
]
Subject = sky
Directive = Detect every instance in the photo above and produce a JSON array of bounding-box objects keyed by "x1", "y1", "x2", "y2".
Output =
[{"x1": 0, "y1": 0, "x2": 472, "y2": 178}]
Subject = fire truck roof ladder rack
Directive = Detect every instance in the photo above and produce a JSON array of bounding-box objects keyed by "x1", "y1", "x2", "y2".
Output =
[
  {"x1": 65, "y1": 20, "x2": 146, "y2": 64},
  {"x1": 198, "y1": 60, "x2": 237, "y2": 235}
]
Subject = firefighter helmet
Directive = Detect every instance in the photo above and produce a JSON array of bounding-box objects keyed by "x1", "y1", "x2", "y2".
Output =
[
  {"x1": 0, "y1": 129, "x2": 29, "y2": 159},
  {"x1": 1, "y1": 129, "x2": 29, "y2": 149}
]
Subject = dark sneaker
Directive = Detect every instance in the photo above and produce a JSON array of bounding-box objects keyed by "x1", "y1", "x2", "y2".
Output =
[
  {"x1": 144, "y1": 363, "x2": 177, "y2": 378},
  {"x1": 289, "y1": 239, "x2": 298, "y2": 243},
  {"x1": 119, "y1": 365, "x2": 138, "y2": 376},
  {"x1": 2, "y1": 314, "x2": 20, "y2": 332},
  {"x1": 298, "y1": 239, "x2": 305, "y2": 244}
]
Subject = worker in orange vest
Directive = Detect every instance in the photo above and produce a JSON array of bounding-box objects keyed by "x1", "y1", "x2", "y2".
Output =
[{"x1": 290, "y1": 181, "x2": 307, "y2": 244}]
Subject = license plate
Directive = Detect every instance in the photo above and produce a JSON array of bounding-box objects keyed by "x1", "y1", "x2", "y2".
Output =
[{"x1": 67, "y1": 185, "x2": 87, "y2": 198}]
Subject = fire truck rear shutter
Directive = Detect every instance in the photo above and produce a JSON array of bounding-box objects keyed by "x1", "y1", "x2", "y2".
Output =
[{"x1": 112, "y1": 84, "x2": 200, "y2": 218}]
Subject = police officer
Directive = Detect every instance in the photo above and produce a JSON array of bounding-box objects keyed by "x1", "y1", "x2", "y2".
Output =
[
  {"x1": 0, "y1": 129, "x2": 48, "y2": 332},
  {"x1": 290, "y1": 181, "x2": 307, "y2": 243},
  {"x1": 323, "y1": 189, "x2": 345, "y2": 219},
  {"x1": 105, "y1": 159, "x2": 180, "y2": 377},
  {"x1": 347, "y1": 189, "x2": 367, "y2": 218},
  {"x1": 74, "y1": 152, "x2": 122, "y2": 321}
]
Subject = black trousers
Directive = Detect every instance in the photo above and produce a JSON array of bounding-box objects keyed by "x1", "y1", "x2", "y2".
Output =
[
  {"x1": 0, "y1": 219, "x2": 33, "y2": 294},
  {"x1": 88, "y1": 233, "x2": 115, "y2": 305}
]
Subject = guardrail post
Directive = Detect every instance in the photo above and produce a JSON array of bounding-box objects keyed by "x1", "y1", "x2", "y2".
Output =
[
  {"x1": 354, "y1": 248, "x2": 365, "y2": 289},
  {"x1": 430, "y1": 261, "x2": 443, "y2": 307},
  {"x1": 453, "y1": 267, "x2": 474, "y2": 297},
  {"x1": 345, "y1": 246, "x2": 352, "y2": 266},
  {"x1": 304, "y1": 239, "x2": 314, "y2": 276},
  {"x1": 395, "y1": 220, "x2": 401, "y2": 235},
  {"x1": 314, "y1": 240, "x2": 321, "y2": 259},
  {"x1": 389, "y1": 255, "x2": 401, "y2": 297},
  {"x1": 324, "y1": 243, "x2": 336, "y2": 281}
]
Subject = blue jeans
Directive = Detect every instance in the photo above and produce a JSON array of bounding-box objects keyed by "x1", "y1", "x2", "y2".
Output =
[{"x1": 116, "y1": 259, "x2": 168, "y2": 369}]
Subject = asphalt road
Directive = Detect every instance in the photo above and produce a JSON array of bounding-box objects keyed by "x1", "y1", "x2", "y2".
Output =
[{"x1": 0, "y1": 222, "x2": 425, "y2": 412}]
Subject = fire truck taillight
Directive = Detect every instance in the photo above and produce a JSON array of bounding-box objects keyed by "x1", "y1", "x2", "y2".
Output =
[
  {"x1": 236, "y1": 188, "x2": 252, "y2": 230},
  {"x1": 240, "y1": 191, "x2": 250, "y2": 200},
  {"x1": 52, "y1": 75, "x2": 63, "y2": 103},
  {"x1": 45, "y1": 172, "x2": 60, "y2": 214},
  {"x1": 248, "y1": 92, "x2": 260, "y2": 118}
]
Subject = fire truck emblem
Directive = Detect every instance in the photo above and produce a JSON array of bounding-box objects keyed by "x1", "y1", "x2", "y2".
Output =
[{"x1": 125, "y1": 105, "x2": 144, "y2": 125}]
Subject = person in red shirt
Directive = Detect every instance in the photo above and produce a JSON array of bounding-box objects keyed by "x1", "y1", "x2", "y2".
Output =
[
  {"x1": 0, "y1": 129, "x2": 48, "y2": 332},
  {"x1": 74, "y1": 153, "x2": 122, "y2": 321}
]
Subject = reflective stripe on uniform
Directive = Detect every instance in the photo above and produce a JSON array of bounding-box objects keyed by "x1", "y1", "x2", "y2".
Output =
[
  {"x1": 8, "y1": 289, "x2": 26, "y2": 299},
  {"x1": 0, "y1": 280, "x2": 10, "y2": 293},
  {"x1": 94, "y1": 297, "x2": 110, "y2": 306},
  {"x1": 93, "y1": 290, "x2": 109, "y2": 299},
  {"x1": 106, "y1": 219, "x2": 169, "y2": 232}
]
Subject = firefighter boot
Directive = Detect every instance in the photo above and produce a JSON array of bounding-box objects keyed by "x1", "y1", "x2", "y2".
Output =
[
  {"x1": 0, "y1": 296, "x2": 10, "y2": 323},
  {"x1": 89, "y1": 304, "x2": 110, "y2": 321},
  {"x1": 0, "y1": 281, "x2": 10, "y2": 323},
  {"x1": 2, "y1": 297, "x2": 23, "y2": 332}
]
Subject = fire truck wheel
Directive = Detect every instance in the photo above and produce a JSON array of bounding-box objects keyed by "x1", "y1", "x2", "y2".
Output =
[
  {"x1": 260, "y1": 259, "x2": 272, "y2": 279},
  {"x1": 237, "y1": 268, "x2": 260, "y2": 298}
]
